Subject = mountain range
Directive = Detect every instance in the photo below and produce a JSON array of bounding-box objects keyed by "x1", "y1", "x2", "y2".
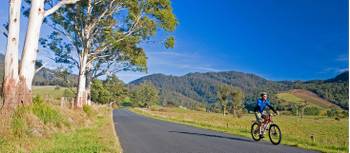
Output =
[{"x1": 129, "y1": 71, "x2": 349, "y2": 110}]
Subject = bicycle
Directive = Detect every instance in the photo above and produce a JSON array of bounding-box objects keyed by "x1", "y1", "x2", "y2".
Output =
[{"x1": 250, "y1": 113, "x2": 281, "y2": 145}]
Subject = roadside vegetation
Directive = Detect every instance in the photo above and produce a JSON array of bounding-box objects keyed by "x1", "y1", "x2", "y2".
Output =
[
  {"x1": 0, "y1": 94, "x2": 122, "y2": 153},
  {"x1": 1, "y1": 0, "x2": 177, "y2": 151},
  {"x1": 131, "y1": 106, "x2": 348, "y2": 153}
]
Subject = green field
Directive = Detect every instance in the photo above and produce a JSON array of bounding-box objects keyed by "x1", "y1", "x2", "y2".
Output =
[
  {"x1": 131, "y1": 106, "x2": 348, "y2": 153},
  {"x1": 32, "y1": 86, "x2": 73, "y2": 99},
  {"x1": 277, "y1": 92, "x2": 305, "y2": 104}
]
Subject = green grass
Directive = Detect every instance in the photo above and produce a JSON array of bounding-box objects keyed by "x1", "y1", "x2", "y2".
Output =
[
  {"x1": 131, "y1": 106, "x2": 348, "y2": 153},
  {"x1": 83, "y1": 105, "x2": 96, "y2": 117},
  {"x1": 276, "y1": 92, "x2": 322, "y2": 109},
  {"x1": 277, "y1": 92, "x2": 304, "y2": 104},
  {"x1": 10, "y1": 106, "x2": 29, "y2": 138},
  {"x1": 32, "y1": 96, "x2": 65, "y2": 126},
  {"x1": 32, "y1": 107, "x2": 121, "y2": 153},
  {"x1": 32, "y1": 86, "x2": 75, "y2": 100}
]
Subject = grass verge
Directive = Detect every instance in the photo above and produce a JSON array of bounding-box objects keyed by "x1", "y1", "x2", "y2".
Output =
[{"x1": 0, "y1": 100, "x2": 122, "y2": 153}]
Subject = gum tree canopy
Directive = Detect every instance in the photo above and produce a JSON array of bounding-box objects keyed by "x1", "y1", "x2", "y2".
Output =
[{"x1": 42, "y1": 0, "x2": 177, "y2": 108}]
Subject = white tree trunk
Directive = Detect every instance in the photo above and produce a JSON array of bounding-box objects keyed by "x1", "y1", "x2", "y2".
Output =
[
  {"x1": 19, "y1": 0, "x2": 45, "y2": 91},
  {"x1": 2, "y1": 0, "x2": 21, "y2": 116},
  {"x1": 76, "y1": 53, "x2": 88, "y2": 108},
  {"x1": 5, "y1": 0, "x2": 21, "y2": 82}
]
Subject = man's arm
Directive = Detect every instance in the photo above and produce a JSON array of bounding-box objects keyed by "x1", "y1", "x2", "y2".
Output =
[{"x1": 267, "y1": 103, "x2": 277, "y2": 114}]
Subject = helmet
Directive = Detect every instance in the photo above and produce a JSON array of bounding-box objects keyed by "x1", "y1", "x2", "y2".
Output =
[{"x1": 260, "y1": 92, "x2": 267, "y2": 97}]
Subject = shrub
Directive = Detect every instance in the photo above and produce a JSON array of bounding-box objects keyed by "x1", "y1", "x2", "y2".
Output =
[
  {"x1": 304, "y1": 107, "x2": 320, "y2": 116},
  {"x1": 326, "y1": 108, "x2": 338, "y2": 117},
  {"x1": 83, "y1": 105, "x2": 95, "y2": 117},
  {"x1": 54, "y1": 86, "x2": 60, "y2": 90},
  {"x1": 121, "y1": 101, "x2": 133, "y2": 107},
  {"x1": 111, "y1": 102, "x2": 119, "y2": 109},
  {"x1": 32, "y1": 96, "x2": 64, "y2": 126},
  {"x1": 326, "y1": 108, "x2": 348, "y2": 118},
  {"x1": 63, "y1": 88, "x2": 75, "y2": 98}
]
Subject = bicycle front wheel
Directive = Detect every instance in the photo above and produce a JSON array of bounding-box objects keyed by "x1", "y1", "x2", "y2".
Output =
[{"x1": 268, "y1": 124, "x2": 281, "y2": 145}]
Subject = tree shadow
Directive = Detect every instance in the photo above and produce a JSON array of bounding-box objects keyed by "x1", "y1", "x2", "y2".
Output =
[{"x1": 168, "y1": 130, "x2": 253, "y2": 143}]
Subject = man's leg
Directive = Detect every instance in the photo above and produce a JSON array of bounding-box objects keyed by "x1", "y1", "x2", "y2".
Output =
[
  {"x1": 254, "y1": 112, "x2": 263, "y2": 134},
  {"x1": 255, "y1": 112, "x2": 264, "y2": 138}
]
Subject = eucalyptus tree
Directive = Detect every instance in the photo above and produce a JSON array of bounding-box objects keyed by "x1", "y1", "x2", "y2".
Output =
[
  {"x1": 217, "y1": 84, "x2": 232, "y2": 116},
  {"x1": 230, "y1": 88, "x2": 244, "y2": 117},
  {"x1": 130, "y1": 81, "x2": 159, "y2": 108},
  {"x1": 43, "y1": 0, "x2": 177, "y2": 108},
  {"x1": 2, "y1": 0, "x2": 79, "y2": 115},
  {"x1": 2, "y1": 0, "x2": 21, "y2": 115}
]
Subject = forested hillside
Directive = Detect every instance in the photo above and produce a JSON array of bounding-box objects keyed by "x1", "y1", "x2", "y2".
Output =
[{"x1": 130, "y1": 71, "x2": 349, "y2": 109}]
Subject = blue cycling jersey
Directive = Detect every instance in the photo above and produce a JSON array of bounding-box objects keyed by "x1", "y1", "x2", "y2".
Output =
[{"x1": 256, "y1": 98, "x2": 272, "y2": 113}]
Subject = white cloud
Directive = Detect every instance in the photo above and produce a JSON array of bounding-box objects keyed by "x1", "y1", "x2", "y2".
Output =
[
  {"x1": 336, "y1": 54, "x2": 348, "y2": 62},
  {"x1": 319, "y1": 67, "x2": 348, "y2": 74},
  {"x1": 116, "y1": 71, "x2": 147, "y2": 83}
]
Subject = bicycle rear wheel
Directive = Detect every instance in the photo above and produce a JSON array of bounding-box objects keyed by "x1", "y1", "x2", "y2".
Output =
[
  {"x1": 268, "y1": 124, "x2": 281, "y2": 145},
  {"x1": 251, "y1": 122, "x2": 261, "y2": 141}
]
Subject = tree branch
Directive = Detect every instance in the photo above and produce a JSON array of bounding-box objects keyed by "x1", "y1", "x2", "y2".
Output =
[
  {"x1": 35, "y1": 61, "x2": 50, "y2": 74},
  {"x1": 44, "y1": 0, "x2": 80, "y2": 17}
]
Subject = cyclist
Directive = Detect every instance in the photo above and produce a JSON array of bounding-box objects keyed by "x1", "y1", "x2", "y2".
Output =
[{"x1": 254, "y1": 92, "x2": 278, "y2": 138}]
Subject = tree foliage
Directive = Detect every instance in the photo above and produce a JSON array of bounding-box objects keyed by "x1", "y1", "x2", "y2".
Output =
[
  {"x1": 130, "y1": 81, "x2": 159, "y2": 108},
  {"x1": 42, "y1": 0, "x2": 178, "y2": 77},
  {"x1": 91, "y1": 75, "x2": 127, "y2": 104}
]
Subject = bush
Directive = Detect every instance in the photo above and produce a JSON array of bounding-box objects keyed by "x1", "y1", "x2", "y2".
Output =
[
  {"x1": 130, "y1": 81, "x2": 159, "y2": 108},
  {"x1": 326, "y1": 108, "x2": 338, "y2": 117},
  {"x1": 326, "y1": 108, "x2": 348, "y2": 118},
  {"x1": 32, "y1": 96, "x2": 64, "y2": 126},
  {"x1": 83, "y1": 105, "x2": 95, "y2": 117},
  {"x1": 111, "y1": 102, "x2": 119, "y2": 109},
  {"x1": 91, "y1": 75, "x2": 127, "y2": 104},
  {"x1": 63, "y1": 88, "x2": 75, "y2": 98},
  {"x1": 121, "y1": 101, "x2": 133, "y2": 107},
  {"x1": 304, "y1": 107, "x2": 320, "y2": 116}
]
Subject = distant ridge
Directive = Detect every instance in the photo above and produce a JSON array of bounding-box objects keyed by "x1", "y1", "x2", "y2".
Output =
[
  {"x1": 130, "y1": 71, "x2": 348, "y2": 109},
  {"x1": 326, "y1": 71, "x2": 348, "y2": 82}
]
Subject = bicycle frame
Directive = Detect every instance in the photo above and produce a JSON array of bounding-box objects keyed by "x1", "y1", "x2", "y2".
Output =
[{"x1": 260, "y1": 114, "x2": 274, "y2": 133}]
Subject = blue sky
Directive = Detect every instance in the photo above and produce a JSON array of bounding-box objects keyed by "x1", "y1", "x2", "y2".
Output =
[{"x1": 0, "y1": 0, "x2": 348, "y2": 83}]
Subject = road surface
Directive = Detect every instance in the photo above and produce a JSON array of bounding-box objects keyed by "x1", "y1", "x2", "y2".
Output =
[{"x1": 113, "y1": 109, "x2": 318, "y2": 153}]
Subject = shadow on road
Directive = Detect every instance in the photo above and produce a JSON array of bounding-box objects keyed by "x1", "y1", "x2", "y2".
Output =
[{"x1": 168, "y1": 131, "x2": 253, "y2": 143}]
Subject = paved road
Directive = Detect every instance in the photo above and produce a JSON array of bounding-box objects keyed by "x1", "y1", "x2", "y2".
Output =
[{"x1": 113, "y1": 109, "x2": 318, "y2": 153}]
